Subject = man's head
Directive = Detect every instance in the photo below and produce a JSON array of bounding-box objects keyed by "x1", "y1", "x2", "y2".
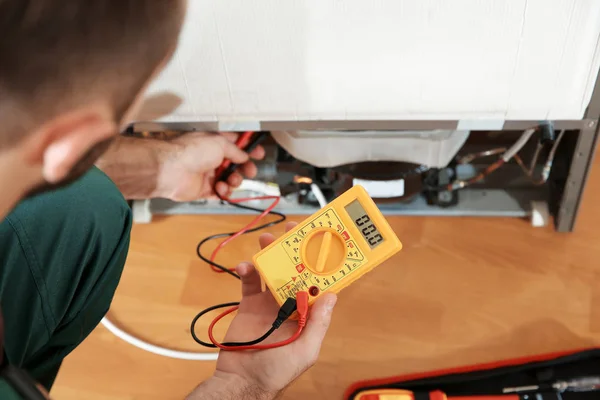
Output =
[{"x1": 0, "y1": 0, "x2": 186, "y2": 215}]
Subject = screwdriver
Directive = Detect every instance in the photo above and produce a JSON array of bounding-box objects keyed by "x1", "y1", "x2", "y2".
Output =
[{"x1": 503, "y1": 376, "x2": 600, "y2": 394}]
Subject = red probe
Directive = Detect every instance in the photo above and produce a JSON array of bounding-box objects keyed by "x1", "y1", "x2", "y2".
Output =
[{"x1": 214, "y1": 131, "x2": 255, "y2": 180}]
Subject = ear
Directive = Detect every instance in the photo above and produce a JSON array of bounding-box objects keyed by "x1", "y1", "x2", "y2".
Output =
[{"x1": 23, "y1": 104, "x2": 117, "y2": 183}]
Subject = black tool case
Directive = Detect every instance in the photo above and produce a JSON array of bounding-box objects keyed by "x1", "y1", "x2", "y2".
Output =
[{"x1": 345, "y1": 349, "x2": 600, "y2": 399}]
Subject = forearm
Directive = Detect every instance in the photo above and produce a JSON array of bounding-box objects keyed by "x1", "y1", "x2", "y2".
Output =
[
  {"x1": 186, "y1": 373, "x2": 280, "y2": 400},
  {"x1": 95, "y1": 136, "x2": 179, "y2": 199}
]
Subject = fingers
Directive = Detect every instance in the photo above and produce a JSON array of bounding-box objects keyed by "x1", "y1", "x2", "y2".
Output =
[
  {"x1": 221, "y1": 138, "x2": 249, "y2": 164},
  {"x1": 296, "y1": 293, "x2": 337, "y2": 355},
  {"x1": 220, "y1": 132, "x2": 238, "y2": 142},
  {"x1": 219, "y1": 132, "x2": 264, "y2": 160},
  {"x1": 240, "y1": 162, "x2": 258, "y2": 179},
  {"x1": 285, "y1": 221, "x2": 298, "y2": 232},
  {"x1": 215, "y1": 181, "x2": 232, "y2": 198},
  {"x1": 224, "y1": 162, "x2": 257, "y2": 190},
  {"x1": 227, "y1": 172, "x2": 244, "y2": 187},
  {"x1": 259, "y1": 233, "x2": 275, "y2": 250},
  {"x1": 237, "y1": 263, "x2": 263, "y2": 296},
  {"x1": 214, "y1": 171, "x2": 251, "y2": 197},
  {"x1": 249, "y1": 145, "x2": 265, "y2": 160},
  {"x1": 222, "y1": 160, "x2": 258, "y2": 192}
]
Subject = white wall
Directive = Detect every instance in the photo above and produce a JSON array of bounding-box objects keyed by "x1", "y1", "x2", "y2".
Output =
[{"x1": 143, "y1": 0, "x2": 600, "y2": 123}]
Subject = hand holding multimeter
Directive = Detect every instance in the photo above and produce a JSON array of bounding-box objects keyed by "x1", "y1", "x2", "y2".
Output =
[
  {"x1": 209, "y1": 223, "x2": 339, "y2": 396},
  {"x1": 191, "y1": 133, "x2": 403, "y2": 398},
  {"x1": 199, "y1": 185, "x2": 401, "y2": 398},
  {"x1": 195, "y1": 184, "x2": 402, "y2": 341},
  {"x1": 213, "y1": 130, "x2": 403, "y2": 308},
  {"x1": 198, "y1": 131, "x2": 402, "y2": 357}
]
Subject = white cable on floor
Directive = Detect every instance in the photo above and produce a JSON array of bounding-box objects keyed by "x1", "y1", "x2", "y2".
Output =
[
  {"x1": 101, "y1": 317, "x2": 219, "y2": 361},
  {"x1": 310, "y1": 183, "x2": 328, "y2": 208}
]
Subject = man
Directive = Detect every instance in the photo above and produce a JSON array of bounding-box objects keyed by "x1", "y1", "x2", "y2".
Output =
[{"x1": 0, "y1": 1, "x2": 337, "y2": 399}]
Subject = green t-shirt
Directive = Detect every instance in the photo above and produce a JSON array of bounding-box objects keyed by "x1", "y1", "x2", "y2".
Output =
[
  {"x1": 0, "y1": 166, "x2": 131, "y2": 397},
  {"x1": 0, "y1": 380, "x2": 26, "y2": 400}
]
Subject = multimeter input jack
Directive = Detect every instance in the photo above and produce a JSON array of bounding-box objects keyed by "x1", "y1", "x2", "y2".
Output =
[{"x1": 309, "y1": 286, "x2": 320, "y2": 297}]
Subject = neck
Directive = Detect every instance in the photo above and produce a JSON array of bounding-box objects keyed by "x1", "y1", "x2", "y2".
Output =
[{"x1": 0, "y1": 149, "x2": 39, "y2": 221}]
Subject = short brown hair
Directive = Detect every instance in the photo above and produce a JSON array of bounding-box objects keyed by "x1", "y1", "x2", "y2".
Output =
[{"x1": 0, "y1": 0, "x2": 185, "y2": 146}]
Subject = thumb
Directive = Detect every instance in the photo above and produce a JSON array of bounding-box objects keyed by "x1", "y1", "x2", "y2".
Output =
[
  {"x1": 220, "y1": 137, "x2": 249, "y2": 164},
  {"x1": 297, "y1": 293, "x2": 337, "y2": 354}
]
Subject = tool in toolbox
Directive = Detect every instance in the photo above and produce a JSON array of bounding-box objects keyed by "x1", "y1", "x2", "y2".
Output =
[
  {"x1": 355, "y1": 388, "x2": 520, "y2": 400},
  {"x1": 346, "y1": 349, "x2": 600, "y2": 400},
  {"x1": 503, "y1": 376, "x2": 600, "y2": 394},
  {"x1": 253, "y1": 184, "x2": 402, "y2": 307}
]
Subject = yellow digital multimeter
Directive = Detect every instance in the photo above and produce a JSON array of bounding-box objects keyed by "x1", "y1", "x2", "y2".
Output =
[{"x1": 253, "y1": 185, "x2": 402, "y2": 306}]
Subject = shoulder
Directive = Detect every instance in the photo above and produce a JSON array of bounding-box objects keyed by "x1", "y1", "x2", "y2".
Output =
[
  {"x1": 5, "y1": 166, "x2": 131, "y2": 238},
  {"x1": 0, "y1": 167, "x2": 133, "y2": 278}
]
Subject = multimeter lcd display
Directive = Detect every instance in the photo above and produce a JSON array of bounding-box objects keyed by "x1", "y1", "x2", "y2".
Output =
[{"x1": 345, "y1": 199, "x2": 384, "y2": 249}]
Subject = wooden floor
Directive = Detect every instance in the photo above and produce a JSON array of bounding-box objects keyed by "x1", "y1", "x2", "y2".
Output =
[{"x1": 52, "y1": 156, "x2": 600, "y2": 400}]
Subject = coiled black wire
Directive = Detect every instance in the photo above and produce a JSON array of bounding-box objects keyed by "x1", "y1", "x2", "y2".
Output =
[{"x1": 190, "y1": 302, "x2": 277, "y2": 348}]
